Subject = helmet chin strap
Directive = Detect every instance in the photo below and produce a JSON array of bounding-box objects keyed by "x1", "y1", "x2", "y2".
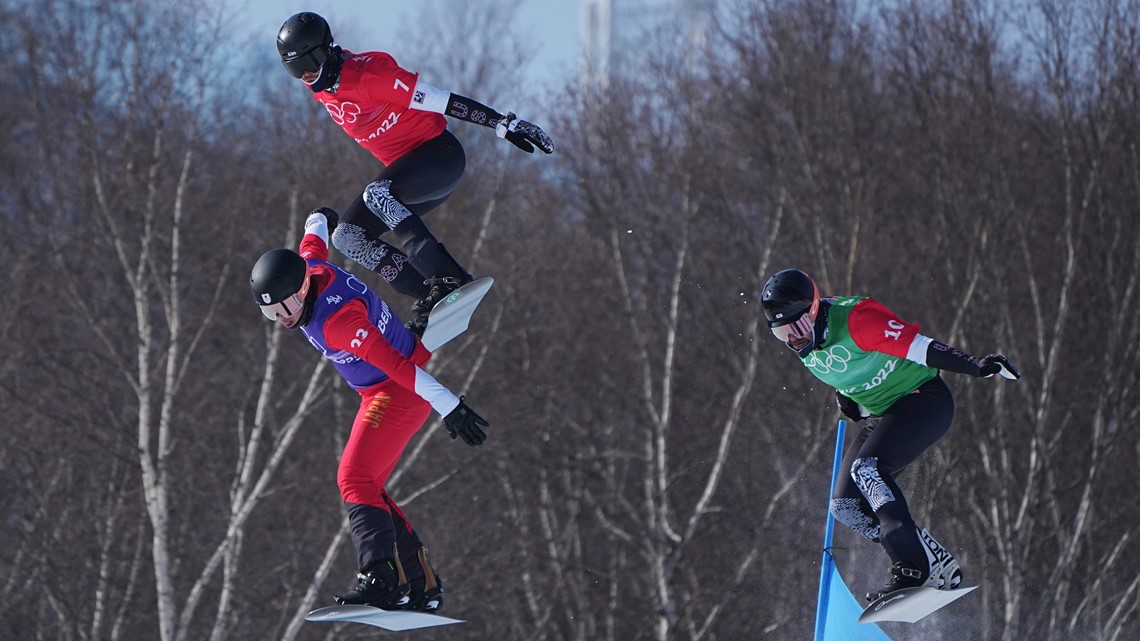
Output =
[{"x1": 297, "y1": 283, "x2": 318, "y2": 327}]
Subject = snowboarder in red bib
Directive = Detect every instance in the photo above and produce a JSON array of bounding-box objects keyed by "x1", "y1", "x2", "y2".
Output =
[
  {"x1": 760, "y1": 269, "x2": 1020, "y2": 601},
  {"x1": 276, "y1": 12, "x2": 554, "y2": 335},
  {"x1": 250, "y1": 207, "x2": 491, "y2": 612}
]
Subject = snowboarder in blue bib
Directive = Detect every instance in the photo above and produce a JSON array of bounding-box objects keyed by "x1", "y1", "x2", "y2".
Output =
[
  {"x1": 760, "y1": 269, "x2": 1020, "y2": 601},
  {"x1": 250, "y1": 208, "x2": 491, "y2": 612}
]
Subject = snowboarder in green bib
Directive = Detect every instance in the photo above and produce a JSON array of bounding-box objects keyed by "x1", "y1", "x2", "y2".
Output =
[{"x1": 760, "y1": 269, "x2": 1020, "y2": 601}]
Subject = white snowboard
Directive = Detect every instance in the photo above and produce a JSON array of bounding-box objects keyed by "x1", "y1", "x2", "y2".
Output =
[
  {"x1": 419, "y1": 277, "x2": 494, "y2": 351},
  {"x1": 304, "y1": 604, "x2": 464, "y2": 631},
  {"x1": 859, "y1": 585, "x2": 978, "y2": 623}
]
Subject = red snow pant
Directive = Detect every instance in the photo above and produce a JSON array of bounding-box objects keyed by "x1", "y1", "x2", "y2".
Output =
[{"x1": 338, "y1": 378, "x2": 432, "y2": 575}]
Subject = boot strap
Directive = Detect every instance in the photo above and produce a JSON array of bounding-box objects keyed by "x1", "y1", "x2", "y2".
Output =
[
  {"x1": 418, "y1": 547, "x2": 439, "y2": 590},
  {"x1": 392, "y1": 543, "x2": 409, "y2": 589}
]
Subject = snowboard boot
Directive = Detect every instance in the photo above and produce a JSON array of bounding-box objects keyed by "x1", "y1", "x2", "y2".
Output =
[
  {"x1": 334, "y1": 558, "x2": 410, "y2": 609},
  {"x1": 404, "y1": 274, "x2": 473, "y2": 336},
  {"x1": 866, "y1": 527, "x2": 963, "y2": 601},
  {"x1": 397, "y1": 546, "x2": 445, "y2": 613},
  {"x1": 866, "y1": 561, "x2": 927, "y2": 602},
  {"x1": 916, "y1": 527, "x2": 963, "y2": 590}
]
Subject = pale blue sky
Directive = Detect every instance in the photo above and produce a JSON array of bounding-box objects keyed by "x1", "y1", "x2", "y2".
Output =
[{"x1": 232, "y1": 0, "x2": 581, "y2": 91}]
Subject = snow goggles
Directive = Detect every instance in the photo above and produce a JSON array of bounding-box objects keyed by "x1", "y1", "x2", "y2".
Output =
[
  {"x1": 770, "y1": 312, "x2": 815, "y2": 344},
  {"x1": 282, "y1": 46, "x2": 329, "y2": 79},
  {"x1": 258, "y1": 279, "x2": 310, "y2": 326}
]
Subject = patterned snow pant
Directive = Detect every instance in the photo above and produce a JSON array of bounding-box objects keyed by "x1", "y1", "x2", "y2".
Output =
[
  {"x1": 829, "y1": 375, "x2": 955, "y2": 569},
  {"x1": 339, "y1": 378, "x2": 433, "y2": 579},
  {"x1": 334, "y1": 129, "x2": 467, "y2": 300}
]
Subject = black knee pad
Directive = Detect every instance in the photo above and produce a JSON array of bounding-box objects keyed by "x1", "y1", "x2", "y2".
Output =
[
  {"x1": 332, "y1": 223, "x2": 390, "y2": 271},
  {"x1": 830, "y1": 497, "x2": 881, "y2": 541}
]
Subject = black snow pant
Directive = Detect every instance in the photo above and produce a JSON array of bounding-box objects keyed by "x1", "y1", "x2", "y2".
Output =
[
  {"x1": 829, "y1": 375, "x2": 955, "y2": 570},
  {"x1": 332, "y1": 129, "x2": 468, "y2": 300},
  {"x1": 345, "y1": 490, "x2": 428, "y2": 582}
]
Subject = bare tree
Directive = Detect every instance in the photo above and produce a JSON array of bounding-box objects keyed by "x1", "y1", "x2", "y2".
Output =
[{"x1": 4, "y1": 1, "x2": 1140, "y2": 640}]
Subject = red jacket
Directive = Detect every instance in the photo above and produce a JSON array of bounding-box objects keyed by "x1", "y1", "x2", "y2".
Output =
[{"x1": 312, "y1": 51, "x2": 447, "y2": 165}]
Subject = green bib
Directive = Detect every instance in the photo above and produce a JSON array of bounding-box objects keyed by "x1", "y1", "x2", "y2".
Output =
[{"x1": 799, "y1": 297, "x2": 937, "y2": 415}]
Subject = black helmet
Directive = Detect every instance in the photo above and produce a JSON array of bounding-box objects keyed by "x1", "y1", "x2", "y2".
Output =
[
  {"x1": 250, "y1": 248, "x2": 310, "y2": 327},
  {"x1": 277, "y1": 12, "x2": 334, "y2": 78},
  {"x1": 761, "y1": 269, "x2": 821, "y2": 357}
]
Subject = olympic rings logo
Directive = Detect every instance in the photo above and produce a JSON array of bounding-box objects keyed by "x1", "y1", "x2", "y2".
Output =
[
  {"x1": 805, "y1": 345, "x2": 852, "y2": 374},
  {"x1": 324, "y1": 101, "x2": 361, "y2": 125}
]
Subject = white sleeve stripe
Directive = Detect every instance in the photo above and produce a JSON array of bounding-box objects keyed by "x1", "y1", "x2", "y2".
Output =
[
  {"x1": 414, "y1": 366, "x2": 460, "y2": 416},
  {"x1": 907, "y1": 334, "x2": 934, "y2": 365},
  {"x1": 303, "y1": 212, "x2": 330, "y2": 244},
  {"x1": 409, "y1": 79, "x2": 450, "y2": 114}
]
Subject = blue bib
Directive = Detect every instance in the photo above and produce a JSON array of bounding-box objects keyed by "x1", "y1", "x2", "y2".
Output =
[{"x1": 301, "y1": 261, "x2": 417, "y2": 390}]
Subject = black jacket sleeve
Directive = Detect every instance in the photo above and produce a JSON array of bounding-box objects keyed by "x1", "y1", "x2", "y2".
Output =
[
  {"x1": 925, "y1": 340, "x2": 987, "y2": 376},
  {"x1": 443, "y1": 94, "x2": 505, "y2": 129}
]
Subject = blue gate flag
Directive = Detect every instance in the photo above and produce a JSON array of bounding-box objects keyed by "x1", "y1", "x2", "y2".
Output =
[{"x1": 813, "y1": 420, "x2": 895, "y2": 641}]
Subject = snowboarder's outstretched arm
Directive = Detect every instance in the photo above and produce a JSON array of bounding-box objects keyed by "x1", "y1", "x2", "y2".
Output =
[
  {"x1": 921, "y1": 342, "x2": 1020, "y2": 380},
  {"x1": 847, "y1": 297, "x2": 1021, "y2": 380},
  {"x1": 408, "y1": 78, "x2": 554, "y2": 154}
]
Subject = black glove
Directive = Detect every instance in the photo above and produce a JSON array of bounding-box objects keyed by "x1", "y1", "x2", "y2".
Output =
[
  {"x1": 444, "y1": 396, "x2": 488, "y2": 446},
  {"x1": 311, "y1": 207, "x2": 339, "y2": 235},
  {"x1": 835, "y1": 390, "x2": 866, "y2": 422},
  {"x1": 978, "y1": 354, "x2": 1020, "y2": 380},
  {"x1": 495, "y1": 112, "x2": 554, "y2": 154}
]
